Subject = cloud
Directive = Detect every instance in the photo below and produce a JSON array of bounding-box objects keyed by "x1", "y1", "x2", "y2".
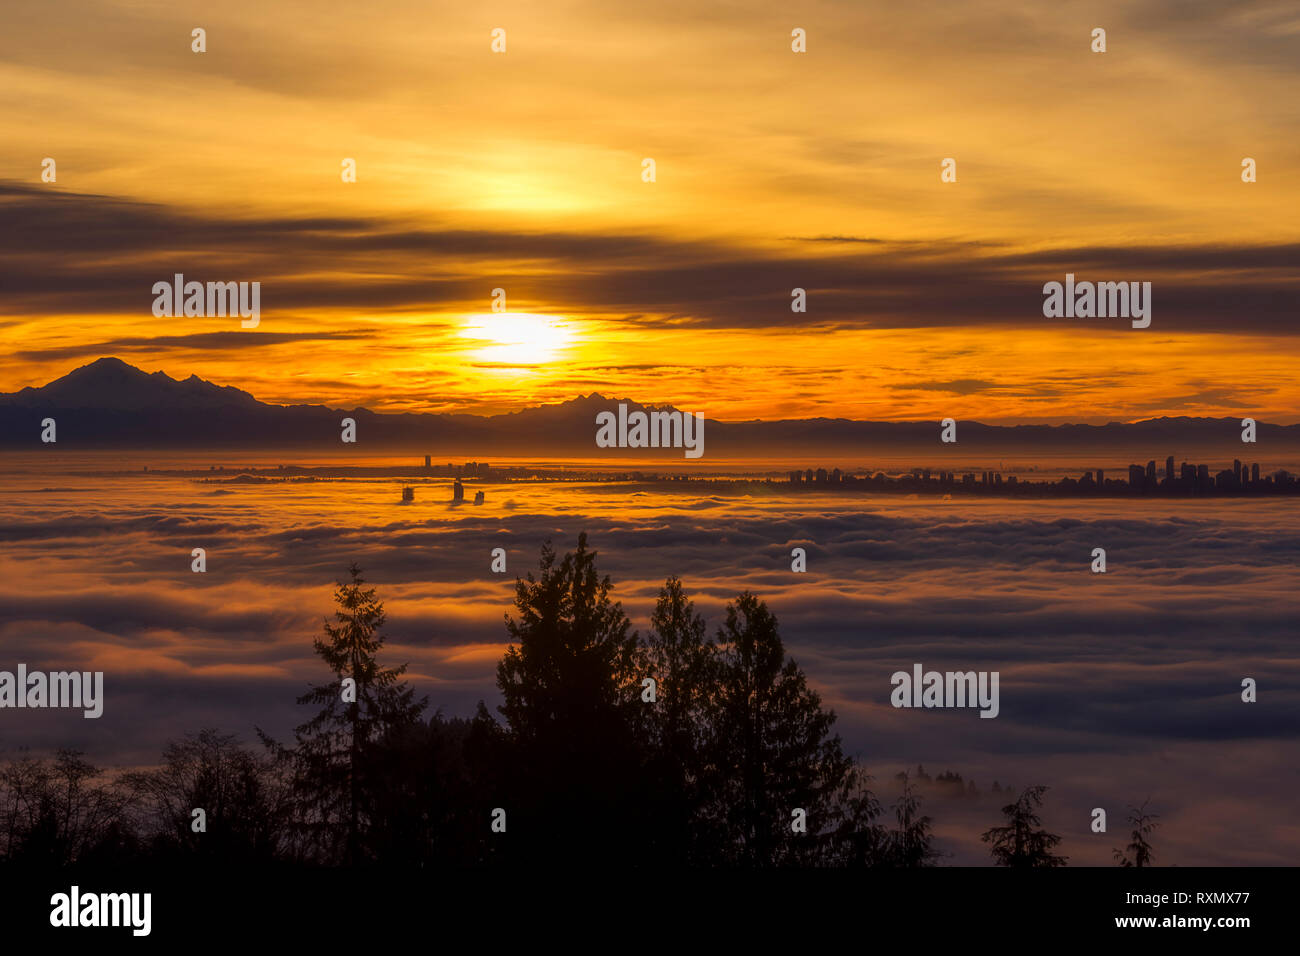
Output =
[
  {"x1": 9, "y1": 331, "x2": 372, "y2": 364},
  {"x1": 3, "y1": 475, "x2": 1297, "y2": 861},
  {"x1": 888, "y1": 379, "x2": 997, "y2": 395},
  {"x1": 3, "y1": 181, "x2": 1300, "y2": 334}
]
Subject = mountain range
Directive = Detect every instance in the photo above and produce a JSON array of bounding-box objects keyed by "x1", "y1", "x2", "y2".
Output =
[{"x1": 2, "y1": 357, "x2": 1295, "y2": 457}]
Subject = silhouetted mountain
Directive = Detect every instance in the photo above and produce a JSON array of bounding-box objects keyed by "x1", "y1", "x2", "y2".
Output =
[
  {"x1": 2, "y1": 358, "x2": 1297, "y2": 454},
  {"x1": 0, "y1": 357, "x2": 261, "y2": 411}
]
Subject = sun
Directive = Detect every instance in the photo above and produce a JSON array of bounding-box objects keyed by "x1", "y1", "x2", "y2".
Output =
[{"x1": 460, "y1": 313, "x2": 573, "y2": 366}]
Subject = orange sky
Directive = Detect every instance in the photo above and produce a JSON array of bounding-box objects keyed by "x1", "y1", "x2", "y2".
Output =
[{"x1": 1, "y1": 0, "x2": 1298, "y2": 422}]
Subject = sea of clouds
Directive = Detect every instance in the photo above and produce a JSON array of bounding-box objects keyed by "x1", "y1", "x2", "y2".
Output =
[{"x1": 1, "y1": 470, "x2": 1296, "y2": 864}]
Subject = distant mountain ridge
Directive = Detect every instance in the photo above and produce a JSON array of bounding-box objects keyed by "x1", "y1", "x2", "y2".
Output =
[
  {"x1": 2, "y1": 357, "x2": 1296, "y2": 454},
  {"x1": 0, "y1": 357, "x2": 261, "y2": 411}
]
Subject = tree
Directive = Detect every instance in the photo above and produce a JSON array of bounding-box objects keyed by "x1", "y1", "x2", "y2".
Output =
[
  {"x1": 1113, "y1": 799, "x2": 1159, "y2": 868},
  {"x1": 703, "y1": 591, "x2": 858, "y2": 866},
  {"x1": 123, "y1": 729, "x2": 293, "y2": 865},
  {"x1": 495, "y1": 533, "x2": 645, "y2": 863},
  {"x1": 820, "y1": 768, "x2": 887, "y2": 867},
  {"x1": 361, "y1": 706, "x2": 507, "y2": 868},
  {"x1": 497, "y1": 534, "x2": 640, "y2": 737},
  {"x1": 0, "y1": 752, "x2": 51, "y2": 862},
  {"x1": 260, "y1": 563, "x2": 425, "y2": 865},
  {"x1": 0, "y1": 750, "x2": 128, "y2": 867},
  {"x1": 885, "y1": 771, "x2": 939, "y2": 866},
  {"x1": 635, "y1": 577, "x2": 716, "y2": 862},
  {"x1": 982, "y1": 785, "x2": 1068, "y2": 867},
  {"x1": 640, "y1": 576, "x2": 713, "y2": 761}
]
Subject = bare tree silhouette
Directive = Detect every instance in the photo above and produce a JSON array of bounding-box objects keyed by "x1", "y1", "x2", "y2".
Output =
[{"x1": 0, "y1": 750, "x2": 129, "y2": 867}]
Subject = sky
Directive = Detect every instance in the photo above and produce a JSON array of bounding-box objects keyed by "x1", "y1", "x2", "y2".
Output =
[
  {"x1": 1, "y1": 0, "x2": 1298, "y2": 422},
  {"x1": 4, "y1": 3, "x2": 1297, "y2": 870}
]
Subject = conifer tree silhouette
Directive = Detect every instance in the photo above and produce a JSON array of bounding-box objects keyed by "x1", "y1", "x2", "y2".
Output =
[
  {"x1": 641, "y1": 576, "x2": 713, "y2": 765},
  {"x1": 982, "y1": 785, "x2": 1068, "y2": 867},
  {"x1": 887, "y1": 771, "x2": 940, "y2": 866},
  {"x1": 637, "y1": 576, "x2": 716, "y2": 862},
  {"x1": 1113, "y1": 799, "x2": 1159, "y2": 867},
  {"x1": 702, "y1": 591, "x2": 857, "y2": 866},
  {"x1": 259, "y1": 563, "x2": 425, "y2": 865},
  {"x1": 495, "y1": 533, "x2": 644, "y2": 864},
  {"x1": 0, "y1": 548, "x2": 945, "y2": 872}
]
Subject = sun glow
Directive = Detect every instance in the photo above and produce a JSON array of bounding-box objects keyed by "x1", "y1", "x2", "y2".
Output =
[{"x1": 461, "y1": 313, "x2": 574, "y2": 366}]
